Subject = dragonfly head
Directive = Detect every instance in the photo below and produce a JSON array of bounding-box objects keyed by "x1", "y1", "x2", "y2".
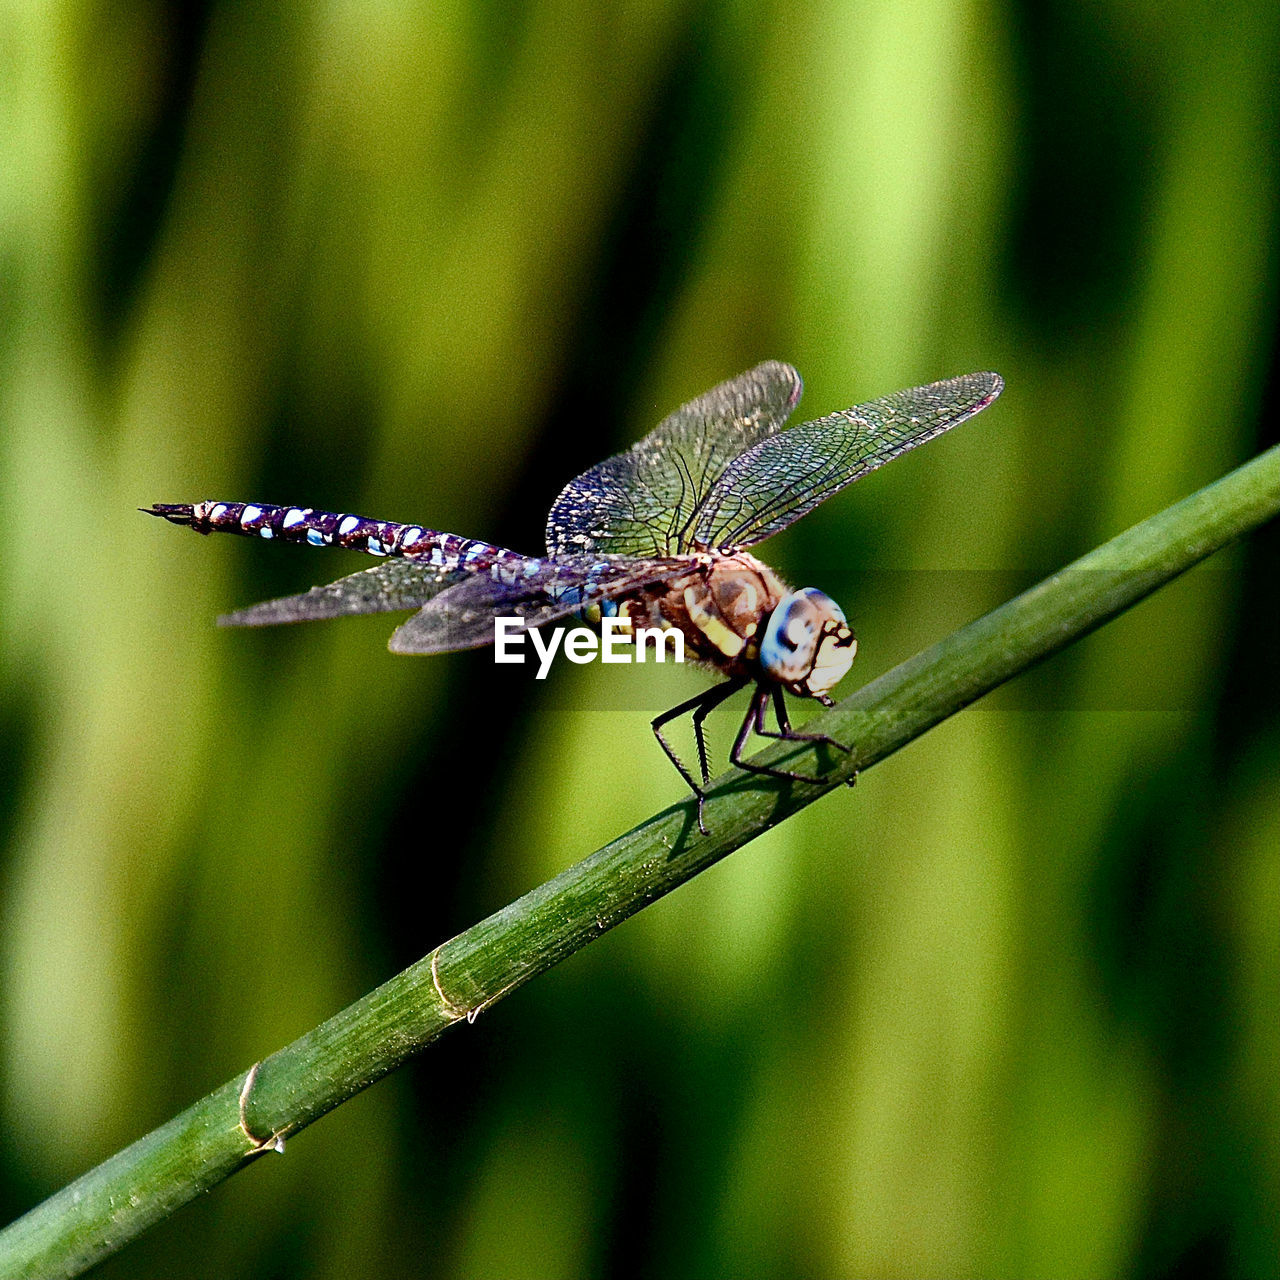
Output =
[{"x1": 760, "y1": 588, "x2": 857, "y2": 699}]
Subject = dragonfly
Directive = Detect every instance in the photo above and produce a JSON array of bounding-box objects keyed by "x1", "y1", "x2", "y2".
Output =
[{"x1": 147, "y1": 362, "x2": 1002, "y2": 832}]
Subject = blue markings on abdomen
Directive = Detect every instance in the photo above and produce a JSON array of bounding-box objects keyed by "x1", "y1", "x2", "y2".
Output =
[{"x1": 179, "y1": 500, "x2": 515, "y2": 571}]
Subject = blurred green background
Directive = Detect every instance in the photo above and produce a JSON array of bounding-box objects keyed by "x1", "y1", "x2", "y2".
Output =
[{"x1": 2, "y1": 1, "x2": 1277, "y2": 1277}]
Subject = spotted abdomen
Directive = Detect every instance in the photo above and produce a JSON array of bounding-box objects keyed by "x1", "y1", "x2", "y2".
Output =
[{"x1": 144, "y1": 500, "x2": 518, "y2": 572}]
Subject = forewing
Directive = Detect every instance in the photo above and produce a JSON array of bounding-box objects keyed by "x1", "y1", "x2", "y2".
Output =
[
  {"x1": 219, "y1": 557, "x2": 464, "y2": 627},
  {"x1": 389, "y1": 555, "x2": 697, "y2": 654},
  {"x1": 696, "y1": 371, "x2": 1004, "y2": 550},
  {"x1": 545, "y1": 361, "x2": 803, "y2": 558}
]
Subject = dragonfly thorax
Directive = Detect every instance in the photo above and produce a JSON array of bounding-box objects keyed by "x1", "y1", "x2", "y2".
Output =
[
  {"x1": 760, "y1": 587, "x2": 857, "y2": 700},
  {"x1": 658, "y1": 553, "x2": 787, "y2": 677},
  {"x1": 660, "y1": 556, "x2": 856, "y2": 699}
]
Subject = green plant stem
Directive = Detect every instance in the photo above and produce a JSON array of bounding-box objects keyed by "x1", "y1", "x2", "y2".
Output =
[{"x1": 3, "y1": 443, "x2": 1278, "y2": 1279}]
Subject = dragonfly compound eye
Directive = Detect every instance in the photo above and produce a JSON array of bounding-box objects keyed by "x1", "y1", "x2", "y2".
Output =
[{"x1": 760, "y1": 588, "x2": 857, "y2": 696}]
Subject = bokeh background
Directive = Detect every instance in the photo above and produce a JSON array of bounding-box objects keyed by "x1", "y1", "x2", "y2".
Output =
[{"x1": 2, "y1": 2, "x2": 1277, "y2": 1277}]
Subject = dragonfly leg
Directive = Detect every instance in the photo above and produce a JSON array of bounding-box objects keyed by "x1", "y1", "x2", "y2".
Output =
[
  {"x1": 730, "y1": 684, "x2": 829, "y2": 787},
  {"x1": 691, "y1": 685, "x2": 734, "y2": 787},
  {"x1": 758, "y1": 687, "x2": 851, "y2": 753},
  {"x1": 769, "y1": 687, "x2": 857, "y2": 787},
  {"x1": 652, "y1": 679, "x2": 747, "y2": 835}
]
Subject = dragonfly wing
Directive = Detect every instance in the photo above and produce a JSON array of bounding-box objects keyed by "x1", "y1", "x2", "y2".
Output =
[
  {"x1": 219, "y1": 557, "x2": 465, "y2": 627},
  {"x1": 389, "y1": 555, "x2": 697, "y2": 654},
  {"x1": 545, "y1": 361, "x2": 803, "y2": 558},
  {"x1": 695, "y1": 371, "x2": 1004, "y2": 550}
]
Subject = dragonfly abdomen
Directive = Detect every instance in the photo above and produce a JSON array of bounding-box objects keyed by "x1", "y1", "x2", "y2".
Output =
[{"x1": 144, "y1": 500, "x2": 513, "y2": 570}]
